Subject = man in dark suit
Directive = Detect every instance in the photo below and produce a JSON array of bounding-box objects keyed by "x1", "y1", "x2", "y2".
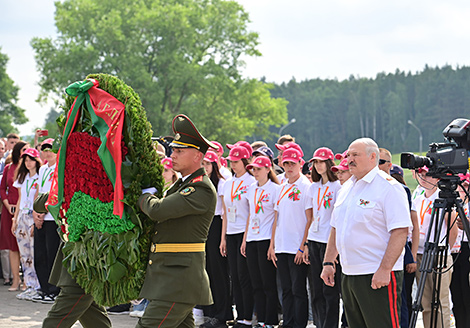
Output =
[{"x1": 136, "y1": 114, "x2": 217, "y2": 327}]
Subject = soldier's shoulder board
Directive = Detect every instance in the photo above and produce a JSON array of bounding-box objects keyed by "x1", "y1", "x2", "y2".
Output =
[
  {"x1": 191, "y1": 176, "x2": 203, "y2": 183},
  {"x1": 180, "y1": 186, "x2": 196, "y2": 196}
]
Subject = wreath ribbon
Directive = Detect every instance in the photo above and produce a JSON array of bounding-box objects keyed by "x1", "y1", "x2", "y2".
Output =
[{"x1": 47, "y1": 79, "x2": 126, "y2": 220}]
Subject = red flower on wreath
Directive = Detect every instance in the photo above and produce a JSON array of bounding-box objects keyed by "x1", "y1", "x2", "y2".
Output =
[{"x1": 59, "y1": 132, "x2": 116, "y2": 235}]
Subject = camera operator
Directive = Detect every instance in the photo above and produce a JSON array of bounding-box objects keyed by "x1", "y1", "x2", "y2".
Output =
[
  {"x1": 411, "y1": 167, "x2": 458, "y2": 328},
  {"x1": 450, "y1": 174, "x2": 470, "y2": 328}
]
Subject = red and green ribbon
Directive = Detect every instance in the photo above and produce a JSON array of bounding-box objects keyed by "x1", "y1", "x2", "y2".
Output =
[
  {"x1": 47, "y1": 79, "x2": 126, "y2": 221},
  {"x1": 288, "y1": 187, "x2": 301, "y2": 201},
  {"x1": 324, "y1": 192, "x2": 332, "y2": 209}
]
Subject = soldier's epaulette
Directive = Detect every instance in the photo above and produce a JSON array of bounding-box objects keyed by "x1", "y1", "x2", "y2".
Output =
[
  {"x1": 385, "y1": 175, "x2": 399, "y2": 185},
  {"x1": 191, "y1": 175, "x2": 203, "y2": 183}
]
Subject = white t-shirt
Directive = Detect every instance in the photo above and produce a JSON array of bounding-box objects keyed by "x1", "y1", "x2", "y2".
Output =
[
  {"x1": 37, "y1": 163, "x2": 56, "y2": 221},
  {"x1": 451, "y1": 203, "x2": 469, "y2": 251},
  {"x1": 412, "y1": 185, "x2": 425, "y2": 202},
  {"x1": 411, "y1": 189, "x2": 450, "y2": 255},
  {"x1": 246, "y1": 180, "x2": 281, "y2": 242},
  {"x1": 222, "y1": 172, "x2": 256, "y2": 235},
  {"x1": 332, "y1": 167, "x2": 412, "y2": 275},
  {"x1": 277, "y1": 172, "x2": 287, "y2": 185},
  {"x1": 307, "y1": 179, "x2": 341, "y2": 243},
  {"x1": 220, "y1": 166, "x2": 232, "y2": 180},
  {"x1": 274, "y1": 174, "x2": 313, "y2": 254},
  {"x1": 13, "y1": 173, "x2": 39, "y2": 214},
  {"x1": 215, "y1": 179, "x2": 225, "y2": 216}
]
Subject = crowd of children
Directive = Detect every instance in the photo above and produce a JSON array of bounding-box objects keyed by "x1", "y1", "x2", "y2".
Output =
[{"x1": 2, "y1": 130, "x2": 470, "y2": 328}]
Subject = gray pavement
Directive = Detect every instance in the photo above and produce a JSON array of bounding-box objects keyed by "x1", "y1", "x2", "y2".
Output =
[
  {"x1": 0, "y1": 282, "x2": 429, "y2": 328},
  {"x1": 0, "y1": 283, "x2": 136, "y2": 328}
]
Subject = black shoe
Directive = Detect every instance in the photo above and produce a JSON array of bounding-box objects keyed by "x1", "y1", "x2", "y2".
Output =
[
  {"x1": 233, "y1": 323, "x2": 251, "y2": 328},
  {"x1": 32, "y1": 291, "x2": 55, "y2": 304},
  {"x1": 107, "y1": 303, "x2": 131, "y2": 314},
  {"x1": 200, "y1": 318, "x2": 228, "y2": 328}
]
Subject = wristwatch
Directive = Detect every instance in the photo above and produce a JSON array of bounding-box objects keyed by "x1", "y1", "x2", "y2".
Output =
[{"x1": 323, "y1": 262, "x2": 335, "y2": 267}]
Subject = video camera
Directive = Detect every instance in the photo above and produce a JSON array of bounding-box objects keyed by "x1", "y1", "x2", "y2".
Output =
[{"x1": 401, "y1": 118, "x2": 470, "y2": 178}]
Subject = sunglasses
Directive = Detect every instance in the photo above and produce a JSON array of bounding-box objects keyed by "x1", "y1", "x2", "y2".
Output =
[{"x1": 379, "y1": 159, "x2": 390, "y2": 165}]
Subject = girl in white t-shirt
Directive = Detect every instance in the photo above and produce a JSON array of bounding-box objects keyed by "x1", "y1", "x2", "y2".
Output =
[
  {"x1": 268, "y1": 147, "x2": 312, "y2": 328},
  {"x1": 411, "y1": 169, "x2": 458, "y2": 328},
  {"x1": 201, "y1": 150, "x2": 232, "y2": 324},
  {"x1": 220, "y1": 145, "x2": 256, "y2": 327},
  {"x1": 32, "y1": 139, "x2": 61, "y2": 302},
  {"x1": 240, "y1": 156, "x2": 280, "y2": 327},
  {"x1": 304, "y1": 147, "x2": 342, "y2": 328},
  {"x1": 450, "y1": 173, "x2": 470, "y2": 327},
  {"x1": 11, "y1": 148, "x2": 42, "y2": 299},
  {"x1": 275, "y1": 142, "x2": 304, "y2": 184}
]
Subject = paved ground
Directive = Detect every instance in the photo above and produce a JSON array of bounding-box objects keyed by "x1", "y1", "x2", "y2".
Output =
[
  {"x1": 0, "y1": 282, "x2": 428, "y2": 328},
  {"x1": 0, "y1": 283, "x2": 136, "y2": 328}
]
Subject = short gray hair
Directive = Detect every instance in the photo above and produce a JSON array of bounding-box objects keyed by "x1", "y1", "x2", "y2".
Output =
[{"x1": 351, "y1": 137, "x2": 379, "y2": 165}]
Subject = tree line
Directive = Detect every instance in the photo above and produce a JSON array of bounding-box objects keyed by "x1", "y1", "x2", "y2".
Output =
[{"x1": 266, "y1": 65, "x2": 470, "y2": 159}]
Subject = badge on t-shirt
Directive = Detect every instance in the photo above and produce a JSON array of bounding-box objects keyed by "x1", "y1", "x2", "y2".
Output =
[
  {"x1": 357, "y1": 199, "x2": 375, "y2": 208},
  {"x1": 251, "y1": 216, "x2": 260, "y2": 234},
  {"x1": 312, "y1": 216, "x2": 319, "y2": 232},
  {"x1": 227, "y1": 206, "x2": 237, "y2": 223}
]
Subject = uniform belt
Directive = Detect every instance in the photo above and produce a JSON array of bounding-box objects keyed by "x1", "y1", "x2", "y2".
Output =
[{"x1": 150, "y1": 243, "x2": 205, "y2": 253}]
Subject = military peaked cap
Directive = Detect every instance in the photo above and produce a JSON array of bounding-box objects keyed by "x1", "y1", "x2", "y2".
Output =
[{"x1": 170, "y1": 114, "x2": 216, "y2": 154}]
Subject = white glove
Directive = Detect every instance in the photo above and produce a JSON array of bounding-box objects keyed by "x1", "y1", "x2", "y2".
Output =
[{"x1": 141, "y1": 187, "x2": 158, "y2": 195}]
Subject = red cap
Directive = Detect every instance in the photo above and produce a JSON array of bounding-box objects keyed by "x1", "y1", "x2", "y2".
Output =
[
  {"x1": 459, "y1": 173, "x2": 470, "y2": 183},
  {"x1": 417, "y1": 166, "x2": 429, "y2": 174},
  {"x1": 335, "y1": 150, "x2": 347, "y2": 160},
  {"x1": 210, "y1": 141, "x2": 224, "y2": 156},
  {"x1": 281, "y1": 148, "x2": 303, "y2": 164},
  {"x1": 22, "y1": 148, "x2": 40, "y2": 158},
  {"x1": 42, "y1": 138, "x2": 54, "y2": 146},
  {"x1": 226, "y1": 141, "x2": 253, "y2": 156},
  {"x1": 275, "y1": 142, "x2": 304, "y2": 157},
  {"x1": 309, "y1": 147, "x2": 334, "y2": 162},
  {"x1": 331, "y1": 158, "x2": 349, "y2": 172},
  {"x1": 204, "y1": 150, "x2": 218, "y2": 163},
  {"x1": 220, "y1": 157, "x2": 228, "y2": 167},
  {"x1": 247, "y1": 156, "x2": 272, "y2": 170},
  {"x1": 161, "y1": 157, "x2": 173, "y2": 169},
  {"x1": 227, "y1": 146, "x2": 250, "y2": 161}
]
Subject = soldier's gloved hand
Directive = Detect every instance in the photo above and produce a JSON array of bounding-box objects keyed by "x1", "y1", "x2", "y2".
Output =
[{"x1": 142, "y1": 187, "x2": 158, "y2": 195}]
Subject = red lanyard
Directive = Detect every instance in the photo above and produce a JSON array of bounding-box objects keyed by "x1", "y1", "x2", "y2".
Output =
[
  {"x1": 317, "y1": 186, "x2": 329, "y2": 211},
  {"x1": 277, "y1": 184, "x2": 294, "y2": 206},
  {"x1": 254, "y1": 189, "x2": 266, "y2": 214},
  {"x1": 419, "y1": 199, "x2": 432, "y2": 226},
  {"x1": 231, "y1": 180, "x2": 243, "y2": 202}
]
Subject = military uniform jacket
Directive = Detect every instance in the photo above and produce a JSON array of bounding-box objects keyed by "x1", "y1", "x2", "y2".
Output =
[{"x1": 138, "y1": 167, "x2": 217, "y2": 305}]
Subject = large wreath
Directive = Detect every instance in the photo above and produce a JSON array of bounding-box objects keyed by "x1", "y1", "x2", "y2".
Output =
[{"x1": 47, "y1": 73, "x2": 163, "y2": 306}]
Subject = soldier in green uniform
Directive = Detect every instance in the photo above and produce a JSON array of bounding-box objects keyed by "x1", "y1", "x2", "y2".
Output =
[
  {"x1": 136, "y1": 114, "x2": 217, "y2": 328},
  {"x1": 33, "y1": 192, "x2": 112, "y2": 328}
]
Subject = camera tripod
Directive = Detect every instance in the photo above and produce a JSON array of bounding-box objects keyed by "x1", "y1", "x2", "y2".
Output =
[{"x1": 409, "y1": 177, "x2": 470, "y2": 328}]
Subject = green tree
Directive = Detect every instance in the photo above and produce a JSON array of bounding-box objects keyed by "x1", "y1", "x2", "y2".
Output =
[
  {"x1": 31, "y1": 0, "x2": 287, "y2": 139},
  {"x1": 0, "y1": 48, "x2": 27, "y2": 135},
  {"x1": 43, "y1": 107, "x2": 61, "y2": 140}
]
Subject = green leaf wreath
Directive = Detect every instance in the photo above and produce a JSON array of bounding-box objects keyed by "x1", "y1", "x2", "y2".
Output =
[{"x1": 51, "y1": 73, "x2": 163, "y2": 306}]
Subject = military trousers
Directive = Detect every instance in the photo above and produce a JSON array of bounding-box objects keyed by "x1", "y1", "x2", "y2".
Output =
[
  {"x1": 341, "y1": 271, "x2": 403, "y2": 328},
  {"x1": 136, "y1": 300, "x2": 195, "y2": 328},
  {"x1": 42, "y1": 285, "x2": 111, "y2": 328}
]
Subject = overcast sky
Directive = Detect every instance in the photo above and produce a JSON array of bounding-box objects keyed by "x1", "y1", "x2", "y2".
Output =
[{"x1": 2, "y1": 0, "x2": 470, "y2": 136}]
